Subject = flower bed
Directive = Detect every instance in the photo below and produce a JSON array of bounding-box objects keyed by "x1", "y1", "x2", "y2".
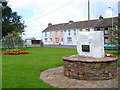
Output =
[
  {"x1": 1, "y1": 49, "x2": 29, "y2": 55},
  {"x1": 104, "y1": 53, "x2": 117, "y2": 58}
]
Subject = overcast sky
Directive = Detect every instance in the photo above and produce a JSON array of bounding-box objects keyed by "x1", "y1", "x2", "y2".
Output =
[{"x1": 8, "y1": 0, "x2": 120, "y2": 40}]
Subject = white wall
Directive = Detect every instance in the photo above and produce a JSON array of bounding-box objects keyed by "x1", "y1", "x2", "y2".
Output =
[
  {"x1": 63, "y1": 29, "x2": 78, "y2": 45},
  {"x1": 26, "y1": 40, "x2": 32, "y2": 45},
  {"x1": 42, "y1": 32, "x2": 51, "y2": 44}
]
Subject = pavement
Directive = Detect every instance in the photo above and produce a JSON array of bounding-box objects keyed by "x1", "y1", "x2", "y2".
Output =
[
  {"x1": 40, "y1": 66, "x2": 119, "y2": 88},
  {"x1": 27, "y1": 44, "x2": 77, "y2": 49}
]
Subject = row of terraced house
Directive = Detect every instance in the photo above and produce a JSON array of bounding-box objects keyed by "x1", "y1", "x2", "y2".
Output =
[{"x1": 42, "y1": 16, "x2": 118, "y2": 45}]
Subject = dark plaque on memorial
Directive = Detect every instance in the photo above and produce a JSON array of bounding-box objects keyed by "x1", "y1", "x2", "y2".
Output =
[{"x1": 82, "y1": 45, "x2": 90, "y2": 52}]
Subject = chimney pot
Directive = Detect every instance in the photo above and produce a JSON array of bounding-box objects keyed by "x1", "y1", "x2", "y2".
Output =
[
  {"x1": 99, "y1": 15, "x2": 103, "y2": 19},
  {"x1": 69, "y1": 20, "x2": 73, "y2": 23},
  {"x1": 48, "y1": 23, "x2": 52, "y2": 26}
]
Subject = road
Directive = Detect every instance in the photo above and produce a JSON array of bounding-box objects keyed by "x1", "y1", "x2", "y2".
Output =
[{"x1": 28, "y1": 44, "x2": 77, "y2": 49}]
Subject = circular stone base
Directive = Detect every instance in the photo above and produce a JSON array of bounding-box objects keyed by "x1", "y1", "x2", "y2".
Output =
[
  {"x1": 40, "y1": 66, "x2": 119, "y2": 88},
  {"x1": 63, "y1": 55, "x2": 118, "y2": 80}
]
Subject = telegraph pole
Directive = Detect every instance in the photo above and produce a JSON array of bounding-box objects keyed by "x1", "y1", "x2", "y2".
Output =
[{"x1": 88, "y1": 0, "x2": 90, "y2": 31}]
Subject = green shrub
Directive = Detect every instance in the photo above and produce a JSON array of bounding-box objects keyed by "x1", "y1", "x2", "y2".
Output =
[{"x1": 2, "y1": 31, "x2": 24, "y2": 49}]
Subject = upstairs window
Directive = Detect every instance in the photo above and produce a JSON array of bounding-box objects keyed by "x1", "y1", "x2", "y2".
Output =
[
  {"x1": 86, "y1": 29, "x2": 89, "y2": 31},
  {"x1": 50, "y1": 32, "x2": 52, "y2": 36},
  {"x1": 45, "y1": 32, "x2": 47, "y2": 37},
  {"x1": 56, "y1": 31, "x2": 57, "y2": 35},
  {"x1": 97, "y1": 28, "x2": 100, "y2": 31},
  {"x1": 79, "y1": 29, "x2": 82, "y2": 31},
  {"x1": 68, "y1": 30, "x2": 71, "y2": 35},
  {"x1": 61, "y1": 31, "x2": 63, "y2": 34},
  {"x1": 74, "y1": 30, "x2": 76, "y2": 35}
]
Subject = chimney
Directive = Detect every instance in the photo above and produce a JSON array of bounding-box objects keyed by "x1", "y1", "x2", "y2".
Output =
[
  {"x1": 69, "y1": 20, "x2": 73, "y2": 24},
  {"x1": 99, "y1": 15, "x2": 103, "y2": 19},
  {"x1": 48, "y1": 23, "x2": 52, "y2": 26}
]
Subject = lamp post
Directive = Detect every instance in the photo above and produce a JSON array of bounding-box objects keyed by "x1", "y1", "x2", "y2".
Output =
[
  {"x1": 0, "y1": 2, "x2": 2, "y2": 41},
  {"x1": 108, "y1": 7, "x2": 113, "y2": 30}
]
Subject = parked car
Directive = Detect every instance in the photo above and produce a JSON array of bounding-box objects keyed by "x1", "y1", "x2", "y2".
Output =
[{"x1": 104, "y1": 43, "x2": 118, "y2": 50}]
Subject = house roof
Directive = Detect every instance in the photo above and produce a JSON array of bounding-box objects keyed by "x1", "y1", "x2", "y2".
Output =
[{"x1": 42, "y1": 17, "x2": 118, "y2": 32}]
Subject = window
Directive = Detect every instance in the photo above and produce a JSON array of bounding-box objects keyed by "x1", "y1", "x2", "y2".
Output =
[
  {"x1": 97, "y1": 28, "x2": 100, "y2": 31},
  {"x1": 45, "y1": 38, "x2": 47, "y2": 42},
  {"x1": 61, "y1": 31, "x2": 63, "y2": 34},
  {"x1": 56, "y1": 38, "x2": 59, "y2": 43},
  {"x1": 86, "y1": 29, "x2": 89, "y2": 31},
  {"x1": 74, "y1": 30, "x2": 76, "y2": 35},
  {"x1": 68, "y1": 30, "x2": 71, "y2": 35},
  {"x1": 104, "y1": 37, "x2": 108, "y2": 44},
  {"x1": 45, "y1": 32, "x2": 47, "y2": 37},
  {"x1": 67, "y1": 37, "x2": 72, "y2": 42},
  {"x1": 50, "y1": 32, "x2": 52, "y2": 36},
  {"x1": 79, "y1": 29, "x2": 82, "y2": 31},
  {"x1": 104, "y1": 28, "x2": 109, "y2": 35},
  {"x1": 50, "y1": 38, "x2": 52, "y2": 41},
  {"x1": 61, "y1": 38, "x2": 63, "y2": 41},
  {"x1": 56, "y1": 31, "x2": 57, "y2": 35}
]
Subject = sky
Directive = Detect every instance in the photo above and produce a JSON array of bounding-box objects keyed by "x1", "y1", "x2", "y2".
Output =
[{"x1": 8, "y1": 0, "x2": 120, "y2": 40}]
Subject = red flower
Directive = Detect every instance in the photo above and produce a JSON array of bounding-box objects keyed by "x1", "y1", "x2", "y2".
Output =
[{"x1": 104, "y1": 53, "x2": 117, "y2": 58}]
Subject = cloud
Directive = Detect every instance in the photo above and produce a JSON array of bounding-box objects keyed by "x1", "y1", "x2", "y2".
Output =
[
  {"x1": 104, "y1": 9, "x2": 113, "y2": 17},
  {"x1": 23, "y1": 0, "x2": 90, "y2": 39},
  {"x1": 8, "y1": 0, "x2": 119, "y2": 39},
  {"x1": 9, "y1": 0, "x2": 34, "y2": 10}
]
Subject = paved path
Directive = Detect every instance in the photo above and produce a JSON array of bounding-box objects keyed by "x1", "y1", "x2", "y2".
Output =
[{"x1": 40, "y1": 66, "x2": 119, "y2": 88}]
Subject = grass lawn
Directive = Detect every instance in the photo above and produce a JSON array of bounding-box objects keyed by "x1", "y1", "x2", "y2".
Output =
[
  {"x1": 2, "y1": 47, "x2": 120, "y2": 88},
  {"x1": 105, "y1": 50, "x2": 120, "y2": 67},
  {"x1": 2, "y1": 47, "x2": 77, "y2": 88}
]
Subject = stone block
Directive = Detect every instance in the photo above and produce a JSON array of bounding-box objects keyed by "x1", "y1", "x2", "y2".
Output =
[
  {"x1": 77, "y1": 31, "x2": 104, "y2": 58},
  {"x1": 94, "y1": 63, "x2": 101, "y2": 68}
]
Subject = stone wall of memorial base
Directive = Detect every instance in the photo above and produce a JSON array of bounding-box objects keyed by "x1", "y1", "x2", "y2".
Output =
[{"x1": 63, "y1": 55, "x2": 118, "y2": 80}]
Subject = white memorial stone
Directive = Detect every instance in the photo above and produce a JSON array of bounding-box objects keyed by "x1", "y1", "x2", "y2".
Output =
[{"x1": 77, "y1": 31, "x2": 104, "y2": 58}]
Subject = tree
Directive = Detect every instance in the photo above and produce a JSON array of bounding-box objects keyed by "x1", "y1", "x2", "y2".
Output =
[
  {"x1": 111, "y1": 18, "x2": 120, "y2": 54},
  {"x1": 2, "y1": 31, "x2": 24, "y2": 49},
  {"x1": 117, "y1": 16, "x2": 120, "y2": 54},
  {"x1": 2, "y1": 2, "x2": 26, "y2": 37}
]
